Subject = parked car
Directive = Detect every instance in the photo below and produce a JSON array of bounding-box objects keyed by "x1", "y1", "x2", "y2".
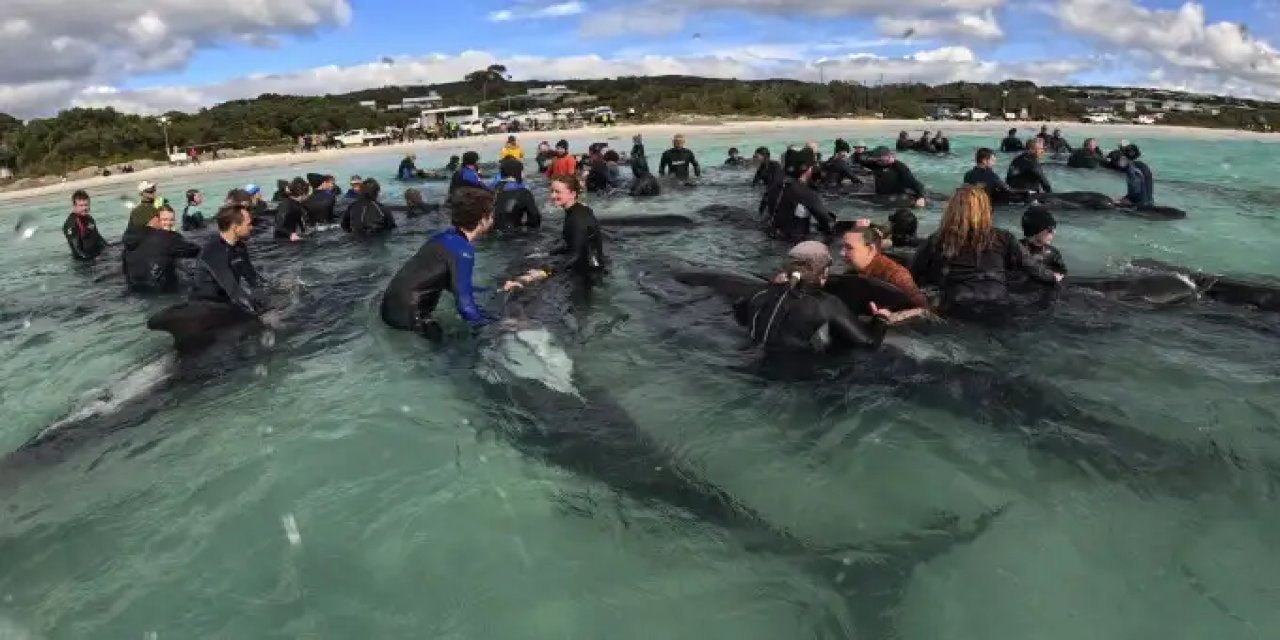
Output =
[
  {"x1": 335, "y1": 129, "x2": 391, "y2": 147},
  {"x1": 956, "y1": 108, "x2": 990, "y2": 122},
  {"x1": 1133, "y1": 114, "x2": 1156, "y2": 125}
]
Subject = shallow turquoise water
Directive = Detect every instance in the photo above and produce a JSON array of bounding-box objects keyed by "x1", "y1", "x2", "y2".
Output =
[{"x1": 1, "y1": 126, "x2": 1279, "y2": 639}]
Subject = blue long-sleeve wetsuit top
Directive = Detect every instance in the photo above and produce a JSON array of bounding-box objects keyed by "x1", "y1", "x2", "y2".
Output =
[{"x1": 379, "y1": 227, "x2": 494, "y2": 330}]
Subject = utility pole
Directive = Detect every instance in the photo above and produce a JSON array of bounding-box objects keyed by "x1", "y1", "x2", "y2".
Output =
[{"x1": 158, "y1": 116, "x2": 171, "y2": 156}]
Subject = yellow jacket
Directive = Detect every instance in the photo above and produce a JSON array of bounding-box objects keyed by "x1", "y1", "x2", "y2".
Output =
[{"x1": 499, "y1": 143, "x2": 524, "y2": 160}]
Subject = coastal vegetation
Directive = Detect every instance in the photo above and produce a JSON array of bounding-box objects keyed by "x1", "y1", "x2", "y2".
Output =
[{"x1": 0, "y1": 75, "x2": 1274, "y2": 178}]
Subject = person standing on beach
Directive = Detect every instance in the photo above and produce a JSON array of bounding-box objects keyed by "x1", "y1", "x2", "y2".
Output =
[{"x1": 62, "y1": 189, "x2": 108, "y2": 261}]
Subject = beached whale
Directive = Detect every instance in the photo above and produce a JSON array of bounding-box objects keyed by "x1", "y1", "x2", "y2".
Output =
[{"x1": 471, "y1": 273, "x2": 1008, "y2": 638}]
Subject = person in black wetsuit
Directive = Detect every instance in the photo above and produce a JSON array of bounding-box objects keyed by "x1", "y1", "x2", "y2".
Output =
[
  {"x1": 1019, "y1": 205, "x2": 1067, "y2": 277},
  {"x1": 629, "y1": 153, "x2": 661, "y2": 197},
  {"x1": 342, "y1": 178, "x2": 397, "y2": 235},
  {"x1": 380, "y1": 187, "x2": 497, "y2": 339},
  {"x1": 274, "y1": 178, "x2": 308, "y2": 241},
  {"x1": 767, "y1": 148, "x2": 837, "y2": 241},
  {"x1": 916, "y1": 131, "x2": 935, "y2": 153},
  {"x1": 964, "y1": 147, "x2": 1019, "y2": 204},
  {"x1": 1006, "y1": 138, "x2": 1052, "y2": 194},
  {"x1": 724, "y1": 147, "x2": 750, "y2": 167},
  {"x1": 400, "y1": 189, "x2": 437, "y2": 219},
  {"x1": 1000, "y1": 128, "x2": 1024, "y2": 153},
  {"x1": 1117, "y1": 146, "x2": 1156, "y2": 210},
  {"x1": 182, "y1": 190, "x2": 206, "y2": 231},
  {"x1": 513, "y1": 175, "x2": 606, "y2": 292},
  {"x1": 733, "y1": 240, "x2": 891, "y2": 353},
  {"x1": 398, "y1": 154, "x2": 418, "y2": 180},
  {"x1": 493, "y1": 159, "x2": 542, "y2": 230},
  {"x1": 887, "y1": 208, "x2": 920, "y2": 249},
  {"x1": 122, "y1": 204, "x2": 201, "y2": 293},
  {"x1": 933, "y1": 131, "x2": 951, "y2": 154},
  {"x1": 1047, "y1": 129, "x2": 1071, "y2": 154},
  {"x1": 752, "y1": 147, "x2": 783, "y2": 187},
  {"x1": 867, "y1": 147, "x2": 927, "y2": 207},
  {"x1": 1067, "y1": 138, "x2": 1105, "y2": 169},
  {"x1": 659, "y1": 134, "x2": 701, "y2": 180},
  {"x1": 271, "y1": 180, "x2": 289, "y2": 202},
  {"x1": 190, "y1": 203, "x2": 262, "y2": 315},
  {"x1": 910, "y1": 185, "x2": 1061, "y2": 317},
  {"x1": 820, "y1": 148, "x2": 865, "y2": 187},
  {"x1": 1035, "y1": 125, "x2": 1051, "y2": 145},
  {"x1": 62, "y1": 190, "x2": 108, "y2": 261},
  {"x1": 301, "y1": 173, "x2": 338, "y2": 225},
  {"x1": 895, "y1": 131, "x2": 915, "y2": 152}
]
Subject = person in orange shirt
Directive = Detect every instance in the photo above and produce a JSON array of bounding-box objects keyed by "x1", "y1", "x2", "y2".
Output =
[
  {"x1": 544, "y1": 139, "x2": 578, "y2": 178},
  {"x1": 840, "y1": 225, "x2": 931, "y2": 324}
]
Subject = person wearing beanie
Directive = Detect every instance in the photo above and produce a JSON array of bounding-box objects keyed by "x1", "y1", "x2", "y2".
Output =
[
  {"x1": 342, "y1": 177, "x2": 396, "y2": 235},
  {"x1": 866, "y1": 147, "x2": 927, "y2": 207},
  {"x1": 1000, "y1": 128, "x2": 1024, "y2": 153},
  {"x1": 544, "y1": 139, "x2": 578, "y2": 179},
  {"x1": 1020, "y1": 205, "x2": 1067, "y2": 277},
  {"x1": 733, "y1": 240, "x2": 891, "y2": 353},
  {"x1": 493, "y1": 159, "x2": 542, "y2": 230},
  {"x1": 659, "y1": 134, "x2": 701, "y2": 181},
  {"x1": 766, "y1": 147, "x2": 836, "y2": 241}
]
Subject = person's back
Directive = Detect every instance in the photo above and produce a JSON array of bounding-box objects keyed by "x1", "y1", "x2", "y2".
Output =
[
  {"x1": 1068, "y1": 147, "x2": 1102, "y2": 169},
  {"x1": 494, "y1": 182, "x2": 541, "y2": 229},
  {"x1": 1000, "y1": 135, "x2": 1024, "y2": 153},
  {"x1": 913, "y1": 228, "x2": 1030, "y2": 310},
  {"x1": 301, "y1": 189, "x2": 337, "y2": 225},
  {"x1": 771, "y1": 179, "x2": 834, "y2": 240},
  {"x1": 345, "y1": 197, "x2": 396, "y2": 234},
  {"x1": 736, "y1": 283, "x2": 887, "y2": 353},
  {"x1": 1125, "y1": 160, "x2": 1155, "y2": 208},
  {"x1": 123, "y1": 226, "x2": 200, "y2": 292},
  {"x1": 1006, "y1": 152, "x2": 1051, "y2": 192},
  {"x1": 586, "y1": 156, "x2": 610, "y2": 193}
]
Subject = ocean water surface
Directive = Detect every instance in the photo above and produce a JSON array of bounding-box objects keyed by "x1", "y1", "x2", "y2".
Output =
[{"x1": 1, "y1": 125, "x2": 1279, "y2": 639}]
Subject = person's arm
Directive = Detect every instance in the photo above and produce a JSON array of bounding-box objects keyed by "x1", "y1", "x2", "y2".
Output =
[
  {"x1": 909, "y1": 238, "x2": 938, "y2": 287},
  {"x1": 1035, "y1": 165, "x2": 1053, "y2": 193},
  {"x1": 899, "y1": 164, "x2": 926, "y2": 197},
  {"x1": 557, "y1": 213, "x2": 590, "y2": 270},
  {"x1": 448, "y1": 243, "x2": 490, "y2": 326},
  {"x1": 824, "y1": 297, "x2": 889, "y2": 349},
  {"x1": 801, "y1": 187, "x2": 836, "y2": 235},
  {"x1": 885, "y1": 263, "x2": 930, "y2": 310},
  {"x1": 752, "y1": 163, "x2": 767, "y2": 186},
  {"x1": 63, "y1": 217, "x2": 89, "y2": 260},
  {"x1": 171, "y1": 235, "x2": 201, "y2": 258},
  {"x1": 1047, "y1": 246, "x2": 1068, "y2": 276},
  {"x1": 522, "y1": 190, "x2": 542, "y2": 229},
  {"x1": 1007, "y1": 235, "x2": 1057, "y2": 284},
  {"x1": 658, "y1": 150, "x2": 671, "y2": 176},
  {"x1": 690, "y1": 151, "x2": 701, "y2": 177},
  {"x1": 340, "y1": 202, "x2": 352, "y2": 232}
]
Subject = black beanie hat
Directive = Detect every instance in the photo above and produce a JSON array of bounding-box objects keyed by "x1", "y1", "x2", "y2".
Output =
[
  {"x1": 1123, "y1": 144, "x2": 1142, "y2": 160},
  {"x1": 306, "y1": 172, "x2": 326, "y2": 189},
  {"x1": 555, "y1": 139, "x2": 569, "y2": 150},
  {"x1": 754, "y1": 146, "x2": 770, "y2": 158},
  {"x1": 462, "y1": 151, "x2": 480, "y2": 165},
  {"x1": 786, "y1": 147, "x2": 817, "y2": 178},
  {"x1": 1022, "y1": 205, "x2": 1057, "y2": 237},
  {"x1": 499, "y1": 157, "x2": 524, "y2": 179}
]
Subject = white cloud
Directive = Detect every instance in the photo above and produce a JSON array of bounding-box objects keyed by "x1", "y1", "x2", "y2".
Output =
[
  {"x1": 1054, "y1": 0, "x2": 1280, "y2": 96},
  {"x1": 488, "y1": 1, "x2": 585, "y2": 22},
  {"x1": 578, "y1": 9, "x2": 689, "y2": 38},
  {"x1": 0, "y1": 0, "x2": 351, "y2": 116},
  {"x1": 51, "y1": 48, "x2": 1094, "y2": 116},
  {"x1": 876, "y1": 10, "x2": 1004, "y2": 41}
]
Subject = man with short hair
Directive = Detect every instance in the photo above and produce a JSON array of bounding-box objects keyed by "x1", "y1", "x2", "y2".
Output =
[
  {"x1": 1068, "y1": 138, "x2": 1106, "y2": 169},
  {"x1": 659, "y1": 134, "x2": 701, "y2": 180},
  {"x1": 190, "y1": 203, "x2": 262, "y2": 314},
  {"x1": 866, "y1": 147, "x2": 927, "y2": 208},
  {"x1": 964, "y1": 148, "x2": 1018, "y2": 203},
  {"x1": 1006, "y1": 138, "x2": 1053, "y2": 193},
  {"x1": 62, "y1": 189, "x2": 107, "y2": 261}
]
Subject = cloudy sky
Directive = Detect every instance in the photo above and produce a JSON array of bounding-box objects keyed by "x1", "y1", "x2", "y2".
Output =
[{"x1": 4, "y1": 0, "x2": 1280, "y2": 117}]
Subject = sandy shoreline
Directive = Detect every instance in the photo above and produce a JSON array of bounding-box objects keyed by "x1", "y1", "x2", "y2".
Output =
[{"x1": 1, "y1": 118, "x2": 1273, "y2": 205}]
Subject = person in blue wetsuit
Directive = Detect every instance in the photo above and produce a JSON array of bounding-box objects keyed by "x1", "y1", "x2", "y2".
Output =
[
  {"x1": 397, "y1": 154, "x2": 418, "y2": 180},
  {"x1": 380, "y1": 187, "x2": 497, "y2": 339},
  {"x1": 449, "y1": 151, "x2": 487, "y2": 196}
]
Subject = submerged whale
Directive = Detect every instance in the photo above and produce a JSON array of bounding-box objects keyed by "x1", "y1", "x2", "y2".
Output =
[
  {"x1": 1132, "y1": 258, "x2": 1280, "y2": 312},
  {"x1": 467, "y1": 274, "x2": 1007, "y2": 638}
]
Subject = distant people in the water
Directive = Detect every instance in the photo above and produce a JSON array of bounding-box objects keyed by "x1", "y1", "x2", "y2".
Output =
[
  {"x1": 1068, "y1": 138, "x2": 1106, "y2": 169},
  {"x1": 380, "y1": 187, "x2": 498, "y2": 340},
  {"x1": 660, "y1": 134, "x2": 701, "y2": 180},
  {"x1": 182, "y1": 189, "x2": 206, "y2": 231},
  {"x1": 499, "y1": 135, "x2": 524, "y2": 161},
  {"x1": 895, "y1": 131, "x2": 914, "y2": 152},
  {"x1": 724, "y1": 147, "x2": 750, "y2": 168},
  {"x1": 1000, "y1": 128, "x2": 1024, "y2": 153},
  {"x1": 302, "y1": 174, "x2": 338, "y2": 225},
  {"x1": 1046, "y1": 129, "x2": 1072, "y2": 154},
  {"x1": 344, "y1": 175, "x2": 363, "y2": 199},
  {"x1": 1105, "y1": 140, "x2": 1139, "y2": 172},
  {"x1": 933, "y1": 131, "x2": 951, "y2": 153},
  {"x1": 397, "y1": 154, "x2": 418, "y2": 180},
  {"x1": 535, "y1": 141, "x2": 554, "y2": 173},
  {"x1": 62, "y1": 189, "x2": 107, "y2": 261},
  {"x1": 122, "y1": 204, "x2": 201, "y2": 293}
]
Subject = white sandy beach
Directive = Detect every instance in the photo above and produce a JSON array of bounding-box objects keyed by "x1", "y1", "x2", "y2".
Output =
[{"x1": 1, "y1": 118, "x2": 1273, "y2": 206}]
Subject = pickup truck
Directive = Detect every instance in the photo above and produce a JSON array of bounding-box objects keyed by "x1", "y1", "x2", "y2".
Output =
[{"x1": 335, "y1": 129, "x2": 391, "y2": 147}]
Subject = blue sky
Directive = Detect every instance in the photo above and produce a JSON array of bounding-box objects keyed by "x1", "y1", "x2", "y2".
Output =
[{"x1": 3, "y1": 0, "x2": 1279, "y2": 115}]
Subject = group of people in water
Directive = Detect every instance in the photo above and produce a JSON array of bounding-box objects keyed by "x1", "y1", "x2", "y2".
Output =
[{"x1": 53, "y1": 124, "x2": 1193, "y2": 360}]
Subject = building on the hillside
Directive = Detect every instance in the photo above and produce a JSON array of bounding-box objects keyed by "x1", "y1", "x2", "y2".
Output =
[
  {"x1": 0, "y1": 166, "x2": 11, "y2": 180},
  {"x1": 527, "y1": 84, "x2": 578, "y2": 102},
  {"x1": 359, "y1": 100, "x2": 377, "y2": 109},
  {"x1": 402, "y1": 93, "x2": 444, "y2": 109}
]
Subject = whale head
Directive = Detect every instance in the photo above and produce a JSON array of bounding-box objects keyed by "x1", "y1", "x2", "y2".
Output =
[{"x1": 480, "y1": 321, "x2": 580, "y2": 398}]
